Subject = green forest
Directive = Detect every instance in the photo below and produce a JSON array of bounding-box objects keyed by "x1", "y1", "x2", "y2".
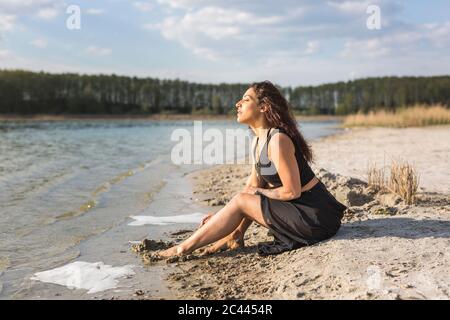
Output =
[{"x1": 0, "y1": 69, "x2": 449, "y2": 115}]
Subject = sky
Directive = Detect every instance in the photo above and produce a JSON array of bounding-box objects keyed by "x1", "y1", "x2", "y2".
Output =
[{"x1": 0, "y1": 0, "x2": 449, "y2": 86}]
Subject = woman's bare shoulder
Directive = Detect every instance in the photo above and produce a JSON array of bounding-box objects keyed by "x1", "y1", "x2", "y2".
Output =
[{"x1": 269, "y1": 131, "x2": 294, "y2": 150}]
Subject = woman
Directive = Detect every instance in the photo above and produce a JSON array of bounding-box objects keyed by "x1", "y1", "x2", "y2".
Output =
[{"x1": 159, "y1": 80, "x2": 347, "y2": 258}]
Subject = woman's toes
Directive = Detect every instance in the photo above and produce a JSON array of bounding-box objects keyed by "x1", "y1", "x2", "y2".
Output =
[
  {"x1": 157, "y1": 244, "x2": 189, "y2": 258},
  {"x1": 199, "y1": 248, "x2": 212, "y2": 256},
  {"x1": 202, "y1": 234, "x2": 245, "y2": 255},
  {"x1": 228, "y1": 238, "x2": 244, "y2": 250},
  {"x1": 158, "y1": 245, "x2": 179, "y2": 258}
]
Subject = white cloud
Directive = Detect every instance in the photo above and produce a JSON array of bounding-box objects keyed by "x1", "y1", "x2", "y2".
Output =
[
  {"x1": 133, "y1": 1, "x2": 153, "y2": 12},
  {"x1": 0, "y1": 14, "x2": 16, "y2": 32},
  {"x1": 191, "y1": 46, "x2": 218, "y2": 61},
  {"x1": 157, "y1": 0, "x2": 205, "y2": 10},
  {"x1": 86, "y1": 8, "x2": 105, "y2": 15},
  {"x1": 305, "y1": 41, "x2": 320, "y2": 54},
  {"x1": 340, "y1": 19, "x2": 450, "y2": 60},
  {"x1": 143, "y1": 23, "x2": 160, "y2": 30},
  {"x1": 0, "y1": 1, "x2": 63, "y2": 20},
  {"x1": 0, "y1": 0, "x2": 54, "y2": 13},
  {"x1": 85, "y1": 46, "x2": 112, "y2": 56},
  {"x1": 423, "y1": 21, "x2": 450, "y2": 48},
  {"x1": 30, "y1": 38, "x2": 48, "y2": 48},
  {"x1": 387, "y1": 31, "x2": 422, "y2": 44},
  {"x1": 148, "y1": 6, "x2": 284, "y2": 60},
  {"x1": 149, "y1": 1, "x2": 399, "y2": 63},
  {"x1": 327, "y1": 0, "x2": 373, "y2": 14},
  {"x1": 373, "y1": 21, "x2": 450, "y2": 50},
  {"x1": 0, "y1": 49, "x2": 12, "y2": 60},
  {"x1": 148, "y1": 0, "x2": 412, "y2": 63},
  {"x1": 341, "y1": 38, "x2": 390, "y2": 58},
  {"x1": 36, "y1": 7, "x2": 59, "y2": 19}
]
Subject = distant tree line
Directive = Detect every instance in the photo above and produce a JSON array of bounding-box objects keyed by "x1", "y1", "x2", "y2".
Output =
[
  {"x1": 0, "y1": 70, "x2": 448, "y2": 115},
  {"x1": 289, "y1": 76, "x2": 450, "y2": 115}
]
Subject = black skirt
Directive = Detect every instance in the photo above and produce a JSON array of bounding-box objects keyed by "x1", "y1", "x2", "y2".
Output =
[{"x1": 257, "y1": 181, "x2": 347, "y2": 256}]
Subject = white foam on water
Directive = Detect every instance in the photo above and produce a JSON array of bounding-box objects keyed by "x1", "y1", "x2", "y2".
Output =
[
  {"x1": 128, "y1": 240, "x2": 142, "y2": 245},
  {"x1": 128, "y1": 212, "x2": 204, "y2": 226},
  {"x1": 30, "y1": 261, "x2": 135, "y2": 294}
]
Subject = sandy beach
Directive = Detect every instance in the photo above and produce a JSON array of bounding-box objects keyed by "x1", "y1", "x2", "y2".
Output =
[{"x1": 133, "y1": 126, "x2": 450, "y2": 300}]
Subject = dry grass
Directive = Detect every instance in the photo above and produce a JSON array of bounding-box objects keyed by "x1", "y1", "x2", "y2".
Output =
[
  {"x1": 344, "y1": 105, "x2": 450, "y2": 128},
  {"x1": 388, "y1": 161, "x2": 420, "y2": 205},
  {"x1": 367, "y1": 160, "x2": 420, "y2": 205},
  {"x1": 367, "y1": 163, "x2": 386, "y2": 193}
]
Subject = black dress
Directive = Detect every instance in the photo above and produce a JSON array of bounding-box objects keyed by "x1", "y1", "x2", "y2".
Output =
[{"x1": 254, "y1": 128, "x2": 347, "y2": 255}]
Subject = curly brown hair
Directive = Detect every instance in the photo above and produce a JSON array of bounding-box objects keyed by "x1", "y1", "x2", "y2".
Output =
[{"x1": 250, "y1": 80, "x2": 313, "y2": 163}]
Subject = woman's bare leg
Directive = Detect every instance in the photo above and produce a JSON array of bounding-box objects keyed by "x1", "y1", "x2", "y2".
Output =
[
  {"x1": 201, "y1": 218, "x2": 252, "y2": 254},
  {"x1": 158, "y1": 193, "x2": 267, "y2": 257}
]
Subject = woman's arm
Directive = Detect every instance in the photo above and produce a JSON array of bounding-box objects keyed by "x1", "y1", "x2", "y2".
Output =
[
  {"x1": 253, "y1": 184, "x2": 300, "y2": 201},
  {"x1": 247, "y1": 132, "x2": 302, "y2": 201},
  {"x1": 242, "y1": 164, "x2": 266, "y2": 193},
  {"x1": 242, "y1": 136, "x2": 266, "y2": 193}
]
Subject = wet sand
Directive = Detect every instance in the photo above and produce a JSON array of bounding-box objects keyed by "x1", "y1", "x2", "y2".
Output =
[{"x1": 133, "y1": 126, "x2": 450, "y2": 300}]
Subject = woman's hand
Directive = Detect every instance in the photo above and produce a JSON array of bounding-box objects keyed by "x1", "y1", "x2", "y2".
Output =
[
  {"x1": 198, "y1": 212, "x2": 213, "y2": 228},
  {"x1": 243, "y1": 186, "x2": 258, "y2": 195}
]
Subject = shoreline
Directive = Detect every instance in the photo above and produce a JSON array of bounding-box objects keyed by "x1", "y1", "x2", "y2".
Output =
[
  {"x1": 0, "y1": 113, "x2": 344, "y2": 122},
  {"x1": 138, "y1": 125, "x2": 450, "y2": 300}
]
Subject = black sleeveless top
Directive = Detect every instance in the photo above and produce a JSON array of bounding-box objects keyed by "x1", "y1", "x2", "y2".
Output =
[{"x1": 254, "y1": 127, "x2": 315, "y2": 188}]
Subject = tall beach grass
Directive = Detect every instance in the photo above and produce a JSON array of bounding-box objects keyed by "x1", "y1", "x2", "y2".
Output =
[
  {"x1": 367, "y1": 160, "x2": 420, "y2": 205},
  {"x1": 343, "y1": 105, "x2": 450, "y2": 127}
]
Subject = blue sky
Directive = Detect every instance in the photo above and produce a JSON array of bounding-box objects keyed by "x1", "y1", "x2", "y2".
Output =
[{"x1": 0, "y1": 0, "x2": 449, "y2": 86}]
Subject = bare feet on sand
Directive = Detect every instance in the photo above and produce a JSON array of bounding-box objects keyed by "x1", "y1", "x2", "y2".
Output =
[
  {"x1": 157, "y1": 229, "x2": 245, "y2": 258},
  {"x1": 157, "y1": 245, "x2": 184, "y2": 258},
  {"x1": 201, "y1": 232, "x2": 244, "y2": 255}
]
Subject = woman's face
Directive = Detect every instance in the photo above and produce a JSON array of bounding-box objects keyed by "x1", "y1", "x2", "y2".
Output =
[{"x1": 235, "y1": 88, "x2": 261, "y2": 125}]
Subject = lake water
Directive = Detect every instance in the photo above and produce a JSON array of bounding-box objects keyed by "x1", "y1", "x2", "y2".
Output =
[{"x1": 0, "y1": 119, "x2": 342, "y2": 299}]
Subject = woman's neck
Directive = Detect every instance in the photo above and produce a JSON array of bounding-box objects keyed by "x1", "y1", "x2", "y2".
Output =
[
  {"x1": 251, "y1": 122, "x2": 271, "y2": 139},
  {"x1": 253, "y1": 127, "x2": 269, "y2": 139}
]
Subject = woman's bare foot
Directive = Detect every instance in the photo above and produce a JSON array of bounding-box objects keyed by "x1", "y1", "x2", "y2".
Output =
[
  {"x1": 201, "y1": 231, "x2": 244, "y2": 255},
  {"x1": 157, "y1": 244, "x2": 185, "y2": 259}
]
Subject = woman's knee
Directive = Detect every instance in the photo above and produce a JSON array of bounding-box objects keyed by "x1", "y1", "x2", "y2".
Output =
[
  {"x1": 233, "y1": 192, "x2": 257, "y2": 210},
  {"x1": 232, "y1": 193, "x2": 266, "y2": 225},
  {"x1": 231, "y1": 192, "x2": 242, "y2": 201}
]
